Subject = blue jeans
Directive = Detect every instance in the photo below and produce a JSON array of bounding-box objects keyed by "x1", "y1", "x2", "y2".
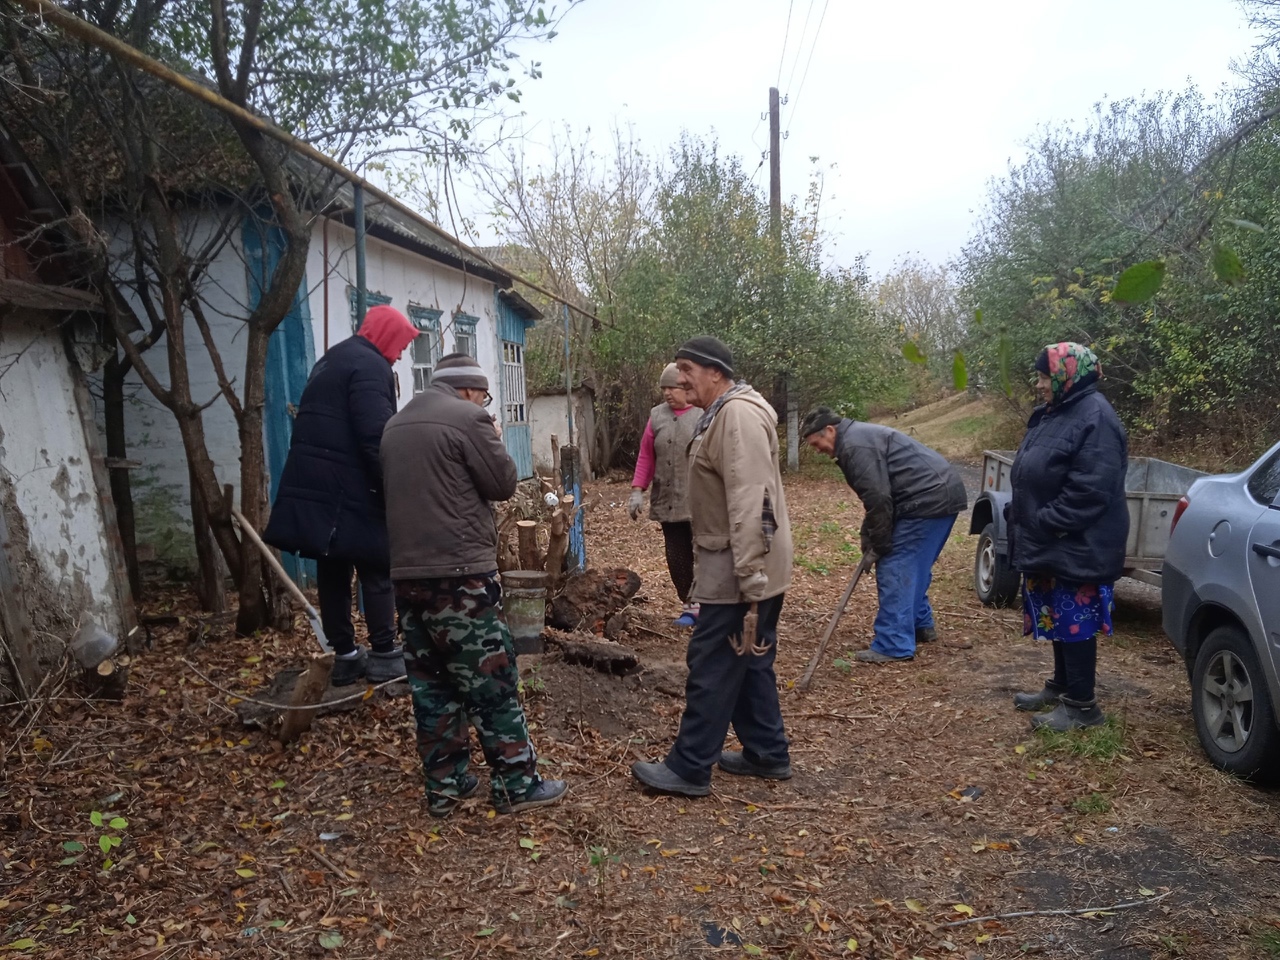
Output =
[{"x1": 870, "y1": 515, "x2": 957, "y2": 659}]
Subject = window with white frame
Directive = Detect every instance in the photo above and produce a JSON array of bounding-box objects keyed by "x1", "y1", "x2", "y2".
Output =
[
  {"x1": 347, "y1": 286, "x2": 392, "y2": 332},
  {"x1": 408, "y1": 306, "x2": 442, "y2": 394},
  {"x1": 452, "y1": 312, "x2": 478, "y2": 358},
  {"x1": 501, "y1": 340, "x2": 527, "y2": 424}
]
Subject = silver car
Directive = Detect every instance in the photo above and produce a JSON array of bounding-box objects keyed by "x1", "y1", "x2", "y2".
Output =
[{"x1": 1162, "y1": 441, "x2": 1280, "y2": 782}]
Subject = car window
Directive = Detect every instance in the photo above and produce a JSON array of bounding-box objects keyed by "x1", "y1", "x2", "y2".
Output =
[{"x1": 1247, "y1": 446, "x2": 1280, "y2": 505}]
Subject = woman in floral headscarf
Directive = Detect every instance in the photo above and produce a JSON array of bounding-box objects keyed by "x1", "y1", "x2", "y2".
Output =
[{"x1": 1007, "y1": 342, "x2": 1129, "y2": 731}]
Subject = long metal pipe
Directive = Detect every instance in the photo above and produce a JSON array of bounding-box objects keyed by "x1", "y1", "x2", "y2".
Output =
[
  {"x1": 354, "y1": 184, "x2": 366, "y2": 326},
  {"x1": 10, "y1": 0, "x2": 602, "y2": 328}
]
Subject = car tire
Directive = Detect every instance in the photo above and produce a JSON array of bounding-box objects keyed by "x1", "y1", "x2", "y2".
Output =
[
  {"x1": 974, "y1": 522, "x2": 1020, "y2": 607},
  {"x1": 1191, "y1": 624, "x2": 1280, "y2": 783}
]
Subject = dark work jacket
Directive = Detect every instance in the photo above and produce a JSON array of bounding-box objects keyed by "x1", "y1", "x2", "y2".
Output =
[
  {"x1": 380, "y1": 382, "x2": 518, "y2": 580},
  {"x1": 263, "y1": 336, "x2": 396, "y2": 566},
  {"x1": 1008, "y1": 383, "x2": 1129, "y2": 583},
  {"x1": 833, "y1": 420, "x2": 968, "y2": 557}
]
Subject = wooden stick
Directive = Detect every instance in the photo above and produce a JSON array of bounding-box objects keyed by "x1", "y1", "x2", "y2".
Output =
[
  {"x1": 277, "y1": 653, "x2": 335, "y2": 744},
  {"x1": 516, "y1": 520, "x2": 540, "y2": 570},
  {"x1": 941, "y1": 891, "x2": 1172, "y2": 928},
  {"x1": 796, "y1": 554, "x2": 874, "y2": 693}
]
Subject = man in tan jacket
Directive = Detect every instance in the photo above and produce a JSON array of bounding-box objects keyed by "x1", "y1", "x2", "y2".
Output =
[{"x1": 632, "y1": 336, "x2": 794, "y2": 797}]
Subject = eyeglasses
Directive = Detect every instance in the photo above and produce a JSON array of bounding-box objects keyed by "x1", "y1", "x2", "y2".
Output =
[{"x1": 483, "y1": 391, "x2": 493, "y2": 408}]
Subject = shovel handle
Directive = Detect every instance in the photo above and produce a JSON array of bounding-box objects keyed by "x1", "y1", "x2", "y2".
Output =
[
  {"x1": 796, "y1": 552, "x2": 874, "y2": 693},
  {"x1": 230, "y1": 509, "x2": 320, "y2": 618}
]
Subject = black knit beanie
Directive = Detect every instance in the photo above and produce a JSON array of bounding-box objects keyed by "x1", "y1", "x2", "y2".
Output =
[
  {"x1": 801, "y1": 406, "x2": 843, "y2": 438},
  {"x1": 674, "y1": 335, "x2": 734, "y2": 378},
  {"x1": 1034, "y1": 349, "x2": 1051, "y2": 375}
]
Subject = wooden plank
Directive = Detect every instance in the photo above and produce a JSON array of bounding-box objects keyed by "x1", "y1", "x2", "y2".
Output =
[{"x1": 0, "y1": 277, "x2": 101, "y2": 312}]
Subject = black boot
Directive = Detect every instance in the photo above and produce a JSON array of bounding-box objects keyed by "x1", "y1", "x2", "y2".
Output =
[
  {"x1": 1013, "y1": 679, "x2": 1066, "y2": 712},
  {"x1": 1031, "y1": 696, "x2": 1105, "y2": 732}
]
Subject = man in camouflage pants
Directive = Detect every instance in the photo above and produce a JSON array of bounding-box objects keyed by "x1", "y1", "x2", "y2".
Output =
[{"x1": 381, "y1": 353, "x2": 567, "y2": 816}]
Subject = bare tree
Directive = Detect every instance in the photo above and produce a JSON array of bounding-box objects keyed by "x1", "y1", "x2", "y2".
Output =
[{"x1": 0, "y1": 0, "x2": 573, "y2": 633}]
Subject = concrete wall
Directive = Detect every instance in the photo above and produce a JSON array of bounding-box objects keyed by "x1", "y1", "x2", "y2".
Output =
[
  {"x1": 529, "y1": 390, "x2": 597, "y2": 478},
  {"x1": 0, "y1": 310, "x2": 130, "y2": 688}
]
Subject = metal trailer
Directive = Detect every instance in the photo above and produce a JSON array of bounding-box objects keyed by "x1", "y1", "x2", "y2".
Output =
[{"x1": 968, "y1": 449, "x2": 1206, "y2": 605}]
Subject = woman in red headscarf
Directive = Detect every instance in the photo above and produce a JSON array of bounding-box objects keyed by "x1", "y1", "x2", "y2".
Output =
[{"x1": 265, "y1": 305, "x2": 419, "y2": 686}]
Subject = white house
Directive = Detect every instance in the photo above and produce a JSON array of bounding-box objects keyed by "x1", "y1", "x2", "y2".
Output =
[{"x1": 110, "y1": 172, "x2": 539, "y2": 578}]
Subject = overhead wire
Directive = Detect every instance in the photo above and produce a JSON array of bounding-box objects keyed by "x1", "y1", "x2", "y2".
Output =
[
  {"x1": 785, "y1": 0, "x2": 831, "y2": 134},
  {"x1": 775, "y1": 0, "x2": 794, "y2": 88},
  {"x1": 782, "y1": 0, "x2": 817, "y2": 97}
]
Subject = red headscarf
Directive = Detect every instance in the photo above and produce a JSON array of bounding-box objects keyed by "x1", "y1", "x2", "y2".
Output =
[{"x1": 357, "y1": 305, "x2": 418, "y2": 363}]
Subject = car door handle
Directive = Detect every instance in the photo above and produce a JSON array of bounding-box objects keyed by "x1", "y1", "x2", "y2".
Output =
[{"x1": 1251, "y1": 542, "x2": 1280, "y2": 560}]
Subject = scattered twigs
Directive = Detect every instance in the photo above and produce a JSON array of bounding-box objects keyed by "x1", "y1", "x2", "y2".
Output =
[
  {"x1": 941, "y1": 891, "x2": 1172, "y2": 928},
  {"x1": 630, "y1": 623, "x2": 678, "y2": 643},
  {"x1": 178, "y1": 658, "x2": 403, "y2": 711},
  {"x1": 311, "y1": 848, "x2": 351, "y2": 881}
]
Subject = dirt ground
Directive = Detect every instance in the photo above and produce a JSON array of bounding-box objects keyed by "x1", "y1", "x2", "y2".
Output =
[{"x1": 4, "y1": 475, "x2": 1280, "y2": 960}]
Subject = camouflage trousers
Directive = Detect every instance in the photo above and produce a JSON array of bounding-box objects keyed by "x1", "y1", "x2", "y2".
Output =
[{"x1": 396, "y1": 573, "x2": 539, "y2": 808}]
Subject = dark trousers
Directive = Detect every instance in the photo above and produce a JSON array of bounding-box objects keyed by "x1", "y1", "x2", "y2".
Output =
[
  {"x1": 665, "y1": 594, "x2": 790, "y2": 786},
  {"x1": 315, "y1": 558, "x2": 396, "y2": 656},
  {"x1": 1051, "y1": 637, "x2": 1097, "y2": 702},
  {"x1": 660, "y1": 521, "x2": 695, "y2": 604}
]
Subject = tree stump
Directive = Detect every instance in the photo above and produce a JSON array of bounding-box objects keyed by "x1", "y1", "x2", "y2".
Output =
[
  {"x1": 548, "y1": 567, "x2": 642, "y2": 632},
  {"x1": 277, "y1": 653, "x2": 335, "y2": 744}
]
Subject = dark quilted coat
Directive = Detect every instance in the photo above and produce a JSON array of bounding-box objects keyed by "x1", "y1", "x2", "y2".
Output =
[
  {"x1": 263, "y1": 336, "x2": 396, "y2": 565},
  {"x1": 1009, "y1": 383, "x2": 1130, "y2": 583}
]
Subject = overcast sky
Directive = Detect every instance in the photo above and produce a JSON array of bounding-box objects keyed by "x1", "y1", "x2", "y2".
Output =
[{"x1": 459, "y1": 0, "x2": 1260, "y2": 277}]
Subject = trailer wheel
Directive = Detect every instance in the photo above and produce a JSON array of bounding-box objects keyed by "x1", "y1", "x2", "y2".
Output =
[{"x1": 974, "y1": 523, "x2": 1020, "y2": 607}]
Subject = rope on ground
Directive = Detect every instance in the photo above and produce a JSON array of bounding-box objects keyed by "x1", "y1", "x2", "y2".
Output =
[
  {"x1": 178, "y1": 657, "x2": 404, "y2": 711},
  {"x1": 941, "y1": 891, "x2": 1172, "y2": 928}
]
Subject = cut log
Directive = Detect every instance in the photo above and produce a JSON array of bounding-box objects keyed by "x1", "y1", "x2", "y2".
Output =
[
  {"x1": 517, "y1": 520, "x2": 541, "y2": 571},
  {"x1": 545, "y1": 630, "x2": 640, "y2": 675},
  {"x1": 277, "y1": 653, "x2": 335, "y2": 744}
]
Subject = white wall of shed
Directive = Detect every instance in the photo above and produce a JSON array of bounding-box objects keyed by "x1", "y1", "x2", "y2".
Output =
[
  {"x1": 0, "y1": 312, "x2": 126, "y2": 637},
  {"x1": 529, "y1": 391, "x2": 597, "y2": 478}
]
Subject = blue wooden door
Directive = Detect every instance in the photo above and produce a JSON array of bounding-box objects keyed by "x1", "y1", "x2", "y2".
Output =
[{"x1": 497, "y1": 299, "x2": 534, "y2": 479}]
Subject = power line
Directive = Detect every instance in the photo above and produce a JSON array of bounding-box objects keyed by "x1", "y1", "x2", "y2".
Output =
[
  {"x1": 783, "y1": 0, "x2": 817, "y2": 96},
  {"x1": 785, "y1": 0, "x2": 831, "y2": 133},
  {"x1": 775, "y1": 0, "x2": 795, "y2": 89}
]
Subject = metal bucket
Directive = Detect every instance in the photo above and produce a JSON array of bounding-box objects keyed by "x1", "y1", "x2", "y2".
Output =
[{"x1": 502, "y1": 570, "x2": 548, "y2": 655}]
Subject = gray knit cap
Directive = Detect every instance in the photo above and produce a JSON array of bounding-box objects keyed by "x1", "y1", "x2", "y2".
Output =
[{"x1": 431, "y1": 352, "x2": 488, "y2": 391}]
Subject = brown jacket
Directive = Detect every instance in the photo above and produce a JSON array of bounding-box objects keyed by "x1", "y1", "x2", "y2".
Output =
[
  {"x1": 687, "y1": 388, "x2": 793, "y2": 604},
  {"x1": 648, "y1": 402, "x2": 701, "y2": 522},
  {"x1": 380, "y1": 382, "x2": 518, "y2": 580}
]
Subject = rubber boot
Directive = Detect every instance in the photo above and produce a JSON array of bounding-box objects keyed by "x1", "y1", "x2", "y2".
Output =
[
  {"x1": 1013, "y1": 679, "x2": 1066, "y2": 712},
  {"x1": 1031, "y1": 696, "x2": 1106, "y2": 732}
]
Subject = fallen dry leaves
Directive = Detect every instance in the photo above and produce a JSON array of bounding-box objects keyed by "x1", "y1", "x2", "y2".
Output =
[{"x1": 0, "y1": 474, "x2": 1278, "y2": 959}]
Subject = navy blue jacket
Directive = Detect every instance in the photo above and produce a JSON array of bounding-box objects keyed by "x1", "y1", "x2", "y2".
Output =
[
  {"x1": 1009, "y1": 383, "x2": 1129, "y2": 583},
  {"x1": 263, "y1": 336, "x2": 396, "y2": 566}
]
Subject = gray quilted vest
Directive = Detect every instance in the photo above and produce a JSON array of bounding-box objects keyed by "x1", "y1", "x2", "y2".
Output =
[{"x1": 648, "y1": 402, "x2": 700, "y2": 522}]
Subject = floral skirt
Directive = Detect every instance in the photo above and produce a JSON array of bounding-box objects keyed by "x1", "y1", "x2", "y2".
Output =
[{"x1": 1022, "y1": 577, "x2": 1114, "y2": 643}]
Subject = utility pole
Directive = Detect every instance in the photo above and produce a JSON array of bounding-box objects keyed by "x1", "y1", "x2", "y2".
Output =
[
  {"x1": 769, "y1": 87, "x2": 781, "y2": 243},
  {"x1": 769, "y1": 87, "x2": 799, "y2": 471}
]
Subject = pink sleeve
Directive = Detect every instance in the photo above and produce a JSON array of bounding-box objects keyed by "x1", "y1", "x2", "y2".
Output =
[{"x1": 631, "y1": 419, "x2": 657, "y2": 489}]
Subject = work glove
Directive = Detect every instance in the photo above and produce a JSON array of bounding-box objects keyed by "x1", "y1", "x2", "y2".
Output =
[
  {"x1": 860, "y1": 532, "x2": 889, "y2": 562},
  {"x1": 627, "y1": 488, "x2": 645, "y2": 521},
  {"x1": 739, "y1": 569, "x2": 769, "y2": 603}
]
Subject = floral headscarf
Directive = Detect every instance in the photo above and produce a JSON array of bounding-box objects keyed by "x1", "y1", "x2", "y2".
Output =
[{"x1": 1035, "y1": 341, "x2": 1100, "y2": 406}]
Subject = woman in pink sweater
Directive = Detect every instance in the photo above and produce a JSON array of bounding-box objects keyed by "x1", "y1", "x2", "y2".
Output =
[{"x1": 629, "y1": 363, "x2": 703, "y2": 626}]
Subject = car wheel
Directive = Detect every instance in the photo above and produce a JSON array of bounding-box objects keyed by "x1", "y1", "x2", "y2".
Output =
[
  {"x1": 974, "y1": 522, "x2": 1019, "y2": 607},
  {"x1": 1191, "y1": 625, "x2": 1280, "y2": 783}
]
